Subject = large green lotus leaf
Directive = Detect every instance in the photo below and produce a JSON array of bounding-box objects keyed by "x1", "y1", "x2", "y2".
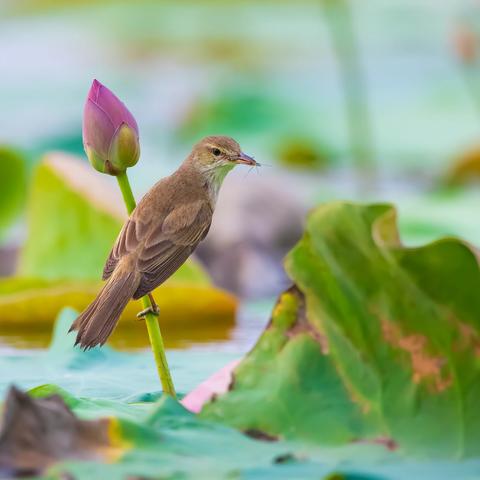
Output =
[
  {"x1": 202, "y1": 202, "x2": 480, "y2": 458},
  {"x1": 5, "y1": 386, "x2": 386, "y2": 480},
  {"x1": 0, "y1": 146, "x2": 27, "y2": 234},
  {"x1": 17, "y1": 152, "x2": 208, "y2": 283}
]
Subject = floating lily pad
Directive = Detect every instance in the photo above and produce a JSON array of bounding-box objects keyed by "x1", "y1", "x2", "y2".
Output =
[{"x1": 202, "y1": 202, "x2": 480, "y2": 458}]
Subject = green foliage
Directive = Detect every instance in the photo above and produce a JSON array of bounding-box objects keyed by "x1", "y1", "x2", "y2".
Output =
[
  {"x1": 202, "y1": 202, "x2": 480, "y2": 458},
  {"x1": 0, "y1": 146, "x2": 27, "y2": 235},
  {"x1": 18, "y1": 158, "x2": 125, "y2": 279}
]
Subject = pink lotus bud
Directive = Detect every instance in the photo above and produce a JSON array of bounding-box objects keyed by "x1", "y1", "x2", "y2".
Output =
[{"x1": 82, "y1": 80, "x2": 140, "y2": 176}]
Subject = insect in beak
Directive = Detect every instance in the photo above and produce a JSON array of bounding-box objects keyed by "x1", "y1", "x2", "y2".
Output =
[{"x1": 234, "y1": 152, "x2": 259, "y2": 166}]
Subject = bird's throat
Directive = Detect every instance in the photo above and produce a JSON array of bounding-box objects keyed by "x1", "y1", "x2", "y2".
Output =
[{"x1": 204, "y1": 163, "x2": 234, "y2": 203}]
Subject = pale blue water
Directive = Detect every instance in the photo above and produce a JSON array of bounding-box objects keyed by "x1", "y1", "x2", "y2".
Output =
[{"x1": 0, "y1": 302, "x2": 274, "y2": 399}]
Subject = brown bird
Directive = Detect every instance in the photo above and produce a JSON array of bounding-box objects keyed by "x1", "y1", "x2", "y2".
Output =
[{"x1": 70, "y1": 135, "x2": 258, "y2": 349}]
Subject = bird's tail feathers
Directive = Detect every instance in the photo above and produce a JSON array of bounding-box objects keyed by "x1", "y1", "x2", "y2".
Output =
[{"x1": 69, "y1": 269, "x2": 139, "y2": 350}]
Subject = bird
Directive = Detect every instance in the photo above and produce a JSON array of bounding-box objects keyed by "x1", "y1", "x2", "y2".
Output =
[{"x1": 69, "y1": 135, "x2": 258, "y2": 349}]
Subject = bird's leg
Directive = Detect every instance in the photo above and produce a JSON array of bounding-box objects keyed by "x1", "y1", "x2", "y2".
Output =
[
  {"x1": 148, "y1": 293, "x2": 160, "y2": 315},
  {"x1": 136, "y1": 293, "x2": 160, "y2": 319}
]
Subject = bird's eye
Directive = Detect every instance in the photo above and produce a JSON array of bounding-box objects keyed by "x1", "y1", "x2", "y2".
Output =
[{"x1": 212, "y1": 148, "x2": 221, "y2": 156}]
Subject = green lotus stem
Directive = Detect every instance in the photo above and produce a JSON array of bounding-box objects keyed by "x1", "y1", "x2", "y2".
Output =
[
  {"x1": 322, "y1": 0, "x2": 376, "y2": 172},
  {"x1": 116, "y1": 171, "x2": 176, "y2": 398}
]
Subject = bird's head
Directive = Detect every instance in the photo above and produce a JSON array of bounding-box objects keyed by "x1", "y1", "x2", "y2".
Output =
[{"x1": 190, "y1": 136, "x2": 258, "y2": 179}]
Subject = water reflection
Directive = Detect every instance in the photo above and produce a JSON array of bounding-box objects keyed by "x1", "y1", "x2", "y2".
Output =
[{"x1": 0, "y1": 299, "x2": 273, "y2": 353}]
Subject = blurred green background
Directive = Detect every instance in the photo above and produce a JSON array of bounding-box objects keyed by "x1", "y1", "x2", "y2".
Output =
[{"x1": 2, "y1": 0, "x2": 480, "y2": 352}]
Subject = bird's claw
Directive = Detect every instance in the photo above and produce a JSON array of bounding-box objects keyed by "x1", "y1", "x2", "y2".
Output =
[{"x1": 136, "y1": 306, "x2": 160, "y2": 320}]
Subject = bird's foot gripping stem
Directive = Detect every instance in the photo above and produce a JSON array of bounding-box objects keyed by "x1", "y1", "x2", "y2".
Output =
[
  {"x1": 137, "y1": 294, "x2": 160, "y2": 320},
  {"x1": 137, "y1": 306, "x2": 159, "y2": 319}
]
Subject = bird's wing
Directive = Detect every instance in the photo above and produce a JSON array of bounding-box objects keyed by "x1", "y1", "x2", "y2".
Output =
[
  {"x1": 102, "y1": 216, "x2": 143, "y2": 280},
  {"x1": 133, "y1": 199, "x2": 212, "y2": 298}
]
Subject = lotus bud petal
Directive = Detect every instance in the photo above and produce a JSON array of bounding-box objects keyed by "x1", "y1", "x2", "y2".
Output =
[
  {"x1": 109, "y1": 123, "x2": 140, "y2": 171},
  {"x1": 82, "y1": 79, "x2": 140, "y2": 176}
]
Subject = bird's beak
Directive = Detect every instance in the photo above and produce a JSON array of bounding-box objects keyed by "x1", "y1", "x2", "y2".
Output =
[{"x1": 234, "y1": 152, "x2": 259, "y2": 166}]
